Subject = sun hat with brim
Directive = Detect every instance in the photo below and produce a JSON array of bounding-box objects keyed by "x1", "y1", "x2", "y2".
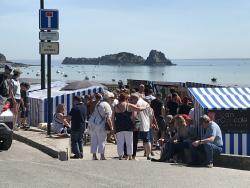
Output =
[{"x1": 13, "y1": 69, "x2": 22, "y2": 75}]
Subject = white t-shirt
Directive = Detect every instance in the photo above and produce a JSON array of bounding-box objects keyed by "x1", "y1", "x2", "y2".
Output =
[
  {"x1": 11, "y1": 79, "x2": 21, "y2": 100},
  {"x1": 137, "y1": 98, "x2": 151, "y2": 132},
  {"x1": 112, "y1": 99, "x2": 119, "y2": 107},
  {"x1": 144, "y1": 95, "x2": 156, "y2": 103},
  {"x1": 189, "y1": 108, "x2": 195, "y2": 128}
]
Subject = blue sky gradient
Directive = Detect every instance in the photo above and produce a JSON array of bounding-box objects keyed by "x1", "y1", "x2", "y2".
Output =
[{"x1": 0, "y1": 0, "x2": 250, "y2": 60}]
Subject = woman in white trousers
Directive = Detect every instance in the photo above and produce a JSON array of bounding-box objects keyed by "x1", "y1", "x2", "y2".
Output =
[
  {"x1": 114, "y1": 92, "x2": 148, "y2": 160},
  {"x1": 89, "y1": 92, "x2": 114, "y2": 160}
]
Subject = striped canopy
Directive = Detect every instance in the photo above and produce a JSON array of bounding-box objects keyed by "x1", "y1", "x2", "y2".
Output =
[{"x1": 188, "y1": 88, "x2": 250, "y2": 110}]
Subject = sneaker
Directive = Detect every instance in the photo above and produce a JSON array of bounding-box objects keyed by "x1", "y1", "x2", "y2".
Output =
[
  {"x1": 92, "y1": 157, "x2": 98, "y2": 160},
  {"x1": 187, "y1": 162, "x2": 199, "y2": 167},
  {"x1": 205, "y1": 163, "x2": 213, "y2": 168},
  {"x1": 132, "y1": 156, "x2": 138, "y2": 161},
  {"x1": 151, "y1": 158, "x2": 159, "y2": 162},
  {"x1": 168, "y1": 158, "x2": 177, "y2": 163},
  {"x1": 147, "y1": 156, "x2": 151, "y2": 160},
  {"x1": 156, "y1": 142, "x2": 160, "y2": 150},
  {"x1": 92, "y1": 156, "x2": 98, "y2": 160},
  {"x1": 70, "y1": 155, "x2": 81, "y2": 159}
]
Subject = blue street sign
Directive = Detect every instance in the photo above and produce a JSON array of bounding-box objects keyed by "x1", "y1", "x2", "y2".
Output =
[{"x1": 39, "y1": 9, "x2": 59, "y2": 30}]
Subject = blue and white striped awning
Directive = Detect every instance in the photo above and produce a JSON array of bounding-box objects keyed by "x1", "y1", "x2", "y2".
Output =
[{"x1": 188, "y1": 88, "x2": 250, "y2": 110}]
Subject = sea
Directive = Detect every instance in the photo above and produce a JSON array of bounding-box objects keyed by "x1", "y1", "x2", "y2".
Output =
[{"x1": 9, "y1": 59, "x2": 250, "y2": 87}]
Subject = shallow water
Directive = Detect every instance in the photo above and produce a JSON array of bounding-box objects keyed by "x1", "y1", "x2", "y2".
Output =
[{"x1": 11, "y1": 59, "x2": 250, "y2": 86}]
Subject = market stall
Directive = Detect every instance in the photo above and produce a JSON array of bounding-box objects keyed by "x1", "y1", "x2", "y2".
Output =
[
  {"x1": 28, "y1": 81, "x2": 104, "y2": 127},
  {"x1": 188, "y1": 87, "x2": 250, "y2": 156}
]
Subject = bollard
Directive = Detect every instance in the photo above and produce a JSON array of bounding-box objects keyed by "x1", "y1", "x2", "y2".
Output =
[{"x1": 58, "y1": 151, "x2": 68, "y2": 161}]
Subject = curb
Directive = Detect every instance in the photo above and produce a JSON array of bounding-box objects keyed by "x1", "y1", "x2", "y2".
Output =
[
  {"x1": 214, "y1": 154, "x2": 250, "y2": 171},
  {"x1": 13, "y1": 132, "x2": 68, "y2": 160}
]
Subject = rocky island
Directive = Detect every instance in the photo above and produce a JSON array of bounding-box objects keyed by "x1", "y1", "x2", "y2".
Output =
[{"x1": 62, "y1": 50, "x2": 174, "y2": 66}]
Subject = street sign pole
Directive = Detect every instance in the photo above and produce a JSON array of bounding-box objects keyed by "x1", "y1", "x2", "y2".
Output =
[
  {"x1": 40, "y1": 0, "x2": 46, "y2": 90},
  {"x1": 47, "y1": 33, "x2": 52, "y2": 135},
  {"x1": 39, "y1": 7, "x2": 59, "y2": 136}
]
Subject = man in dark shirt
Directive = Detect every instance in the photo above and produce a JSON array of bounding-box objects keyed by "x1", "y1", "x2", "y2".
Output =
[
  {"x1": 166, "y1": 93, "x2": 179, "y2": 116},
  {"x1": 68, "y1": 96, "x2": 87, "y2": 159},
  {"x1": 151, "y1": 93, "x2": 165, "y2": 138},
  {"x1": 178, "y1": 96, "x2": 192, "y2": 115},
  {"x1": 0, "y1": 65, "x2": 12, "y2": 98}
]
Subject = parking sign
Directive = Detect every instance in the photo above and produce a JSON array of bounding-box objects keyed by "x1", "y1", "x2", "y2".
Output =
[{"x1": 39, "y1": 9, "x2": 59, "y2": 30}]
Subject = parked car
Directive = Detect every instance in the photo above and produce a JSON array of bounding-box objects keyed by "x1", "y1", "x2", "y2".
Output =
[{"x1": 0, "y1": 96, "x2": 13, "y2": 150}]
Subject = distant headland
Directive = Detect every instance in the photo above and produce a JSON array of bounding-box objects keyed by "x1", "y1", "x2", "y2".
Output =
[
  {"x1": 62, "y1": 50, "x2": 175, "y2": 66},
  {"x1": 0, "y1": 53, "x2": 30, "y2": 68}
]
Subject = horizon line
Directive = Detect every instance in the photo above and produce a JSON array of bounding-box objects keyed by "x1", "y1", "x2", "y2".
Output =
[{"x1": 9, "y1": 57, "x2": 250, "y2": 62}]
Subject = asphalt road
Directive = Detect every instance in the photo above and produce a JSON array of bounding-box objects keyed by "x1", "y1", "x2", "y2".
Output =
[{"x1": 1, "y1": 141, "x2": 250, "y2": 188}]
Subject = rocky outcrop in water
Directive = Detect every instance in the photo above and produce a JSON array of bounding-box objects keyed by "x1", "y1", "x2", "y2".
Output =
[
  {"x1": 144, "y1": 50, "x2": 173, "y2": 65},
  {"x1": 63, "y1": 52, "x2": 144, "y2": 65},
  {"x1": 62, "y1": 50, "x2": 174, "y2": 66}
]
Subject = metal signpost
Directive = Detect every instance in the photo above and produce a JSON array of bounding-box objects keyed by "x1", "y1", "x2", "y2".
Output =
[
  {"x1": 39, "y1": 6, "x2": 59, "y2": 135},
  {"x1": 40, "y1": 0, "x2": 45, "y2": 90}
]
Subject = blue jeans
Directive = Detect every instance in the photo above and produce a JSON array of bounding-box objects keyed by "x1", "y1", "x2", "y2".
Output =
[
  {"x1": 71, "y1": 128, "x2": 84, "y2": 157},
  {"x1": 149, "y1": 128, "x2": 154, "y2": 144},
  {"x1": 204, "y1": 143, "x2": 222, "y2": 164},
  {"x1": 191, "y1": 143, "x2": 222, "y2": 164}
]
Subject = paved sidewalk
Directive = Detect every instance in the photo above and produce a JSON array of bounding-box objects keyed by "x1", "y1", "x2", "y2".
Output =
[
  {"x1": 12, "y1": 127, "x2": 250, "y2": 170},
  {"x1": 13, "y1": 127, "x2": 161, "y2": 161}
]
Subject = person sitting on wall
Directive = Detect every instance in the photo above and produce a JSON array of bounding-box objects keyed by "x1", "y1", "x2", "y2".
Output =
[
  {"x1": 52, "y1": 104, "x2": 71, "y2": 135},
  {"x1": 151, "y1": 115, "x2": 174, "y2": 162},
  {"x1": 165, "y1": 114, "x2": 191, "y2": 163},
  {"x1": 190, "y1": 115, "x2": 223, "y2": 168},
  {"x1": 151, "y1": 114, "x2": 194, "y2": 163}
]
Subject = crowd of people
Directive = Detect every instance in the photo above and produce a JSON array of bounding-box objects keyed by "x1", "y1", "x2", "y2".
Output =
[
  {"x1": 0, "y1": 65, "x2": 223, "y2": 167},
  {"x1": 52, "y1": 83, "x2": 223, "y2": 168},
  {"x1": 0, "y1": 65, "x2": 30, "y2": 130}
]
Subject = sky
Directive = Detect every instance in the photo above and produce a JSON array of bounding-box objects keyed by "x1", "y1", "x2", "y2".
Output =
[{"x1": 0, "y1": 0, "x2": 250, "y2": 60}]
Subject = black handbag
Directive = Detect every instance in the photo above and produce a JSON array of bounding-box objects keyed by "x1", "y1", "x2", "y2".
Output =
[{"x1": 104, "y1": 119, "x2": 111, "y2": 131}]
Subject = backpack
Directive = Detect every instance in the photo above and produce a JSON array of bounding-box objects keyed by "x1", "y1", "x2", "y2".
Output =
[{"x1": 0, "y1": 74, "x2": 9, "y2": 97}]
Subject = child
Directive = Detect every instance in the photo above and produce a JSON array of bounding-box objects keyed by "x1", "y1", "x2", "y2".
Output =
[{"x1": 19, "y1": 82, "x2": 30, "y2": 128}]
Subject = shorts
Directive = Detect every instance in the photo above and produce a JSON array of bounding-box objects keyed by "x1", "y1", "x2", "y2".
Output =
[
  {"x1": 139, "y1": 131, "x2": 150, "y2": 143},
  {"x1": 7, "y1": 98, "x2": 21, "y2": 108}
]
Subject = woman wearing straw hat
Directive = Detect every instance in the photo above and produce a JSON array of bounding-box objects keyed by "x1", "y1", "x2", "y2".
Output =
[{"x1": 10, "y1": 69, "x2": 22, "y2": 130}]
